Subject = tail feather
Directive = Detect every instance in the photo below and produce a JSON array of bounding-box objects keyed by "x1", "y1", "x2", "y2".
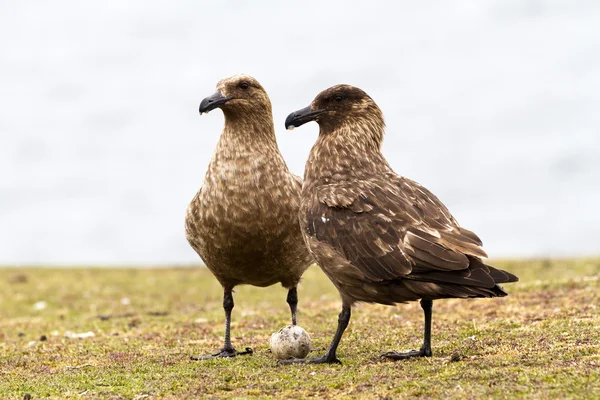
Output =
[
  {"x1": 405, "y1": 256, "x2": 518, "y2": 299},
  {"x1": 470, "y1": 257, "x2": 519, "y2": 284}
]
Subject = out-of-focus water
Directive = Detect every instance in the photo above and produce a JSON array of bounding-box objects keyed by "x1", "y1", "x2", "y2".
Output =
[{"x1": 1, "y1": 0, "x2": 599, "y2": 264}]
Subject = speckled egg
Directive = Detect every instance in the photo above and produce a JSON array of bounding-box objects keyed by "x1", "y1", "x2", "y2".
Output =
[{"x1": 269, "y1": 325, "x2": 311, "y2": 360}]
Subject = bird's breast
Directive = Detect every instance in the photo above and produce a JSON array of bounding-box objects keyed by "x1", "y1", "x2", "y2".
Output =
[{"x1": 187, "y1": 154, "x2": 302, "y2": 246}]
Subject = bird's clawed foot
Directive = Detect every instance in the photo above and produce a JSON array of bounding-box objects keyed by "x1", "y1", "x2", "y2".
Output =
[
  {"x1": 382, "y1": 347, "x2": 432, "y2": 361},
  {"x1": 279, "y1": 355, "x2": 341, "y2": 365},
  {"x1": 190, "y1": 346, "x2": 253, "y2": 360}
]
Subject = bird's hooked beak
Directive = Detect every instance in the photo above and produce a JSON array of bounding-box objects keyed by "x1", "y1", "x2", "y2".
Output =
[
  {"x1": 285, "y1": 105, "x2": 325, "y2": 130},
  {"x1": 199, "y1": 91, "x2": 232, "y2": 114}
]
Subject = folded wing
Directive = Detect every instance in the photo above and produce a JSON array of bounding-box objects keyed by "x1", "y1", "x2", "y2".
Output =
[{"x1": 306, "y1": 177, "x2": 517, "y2": 287}]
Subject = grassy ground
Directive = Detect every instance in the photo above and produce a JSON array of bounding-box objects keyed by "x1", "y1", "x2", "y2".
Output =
[{"x1": 1, "y1": 259, "x2": 599, "y2": 399}]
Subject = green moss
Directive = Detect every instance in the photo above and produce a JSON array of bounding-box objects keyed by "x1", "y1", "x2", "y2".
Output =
[{"x1": 1, "y1": 259, "x2": 599, "y2": 399}]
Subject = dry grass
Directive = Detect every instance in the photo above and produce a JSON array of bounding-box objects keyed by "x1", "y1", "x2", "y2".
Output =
[{"x1": 1, "y1": 259, "x2": 599, "y2": 399}]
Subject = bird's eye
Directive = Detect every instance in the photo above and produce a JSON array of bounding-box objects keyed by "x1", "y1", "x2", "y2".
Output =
[
  {"x1": 239, "y1": 82, "x2": 249, "y2": 90},
  {"x1": 334, "y1": 95, "x2": 343, "y2": 102}
]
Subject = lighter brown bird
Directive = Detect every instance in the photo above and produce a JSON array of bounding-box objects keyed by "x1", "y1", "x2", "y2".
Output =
[
  {"x1": 282, "y1": 84, "x2": 518, "y2": 364},
  {"x1": 185, "y1": 74, "x2": 313, "y2": 359}
]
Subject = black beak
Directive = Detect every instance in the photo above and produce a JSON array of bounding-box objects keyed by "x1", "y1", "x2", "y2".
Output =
[
  {"x1": 199, "y1": 91, "x2": 232, "y2": 114},
  {"x1": 285, "y1": 105, "x2": 325, "y2": 130}
]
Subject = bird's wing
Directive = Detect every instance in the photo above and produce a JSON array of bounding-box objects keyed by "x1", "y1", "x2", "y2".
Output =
[{"x1": 305, "y1": 176, "x2": 492, "y2": 284}]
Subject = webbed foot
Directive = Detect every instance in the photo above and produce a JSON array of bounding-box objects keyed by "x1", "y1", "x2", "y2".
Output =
[{"x1": 190, "y1": 346, "x2": 253, "y2": 360}]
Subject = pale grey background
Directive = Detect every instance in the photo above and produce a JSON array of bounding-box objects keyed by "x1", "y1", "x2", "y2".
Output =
[{"x1": 1, "y1": 0, "x2": 599, "y2": 265}]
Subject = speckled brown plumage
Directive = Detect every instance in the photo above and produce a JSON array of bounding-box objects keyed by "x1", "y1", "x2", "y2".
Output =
[
  {"x1": 282, "y1": 84, "x2": 518, "y2": 364},
  {"x1": 185, "y1": 75, "x2": 313, "y2": 359}
]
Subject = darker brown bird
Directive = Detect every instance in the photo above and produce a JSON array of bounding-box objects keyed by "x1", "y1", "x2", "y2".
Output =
[
  {"x1": 185, "y1": 74, "x2": 313, "y2": 360},
  {"x1": 282, "y1": 84, "x2": 518, "y2": 364}
]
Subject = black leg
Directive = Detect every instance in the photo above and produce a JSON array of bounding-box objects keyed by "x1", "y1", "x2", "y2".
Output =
[
  {"x1": 191, "y1": 289, "x2": 253, "y2": 360},
  {"x1": 221, "y1": 289, "x2": 236, "y2": 353},
  {"x1": 280, "y1": 305, "x2": 351, "y2": 365},
  {"x1": 383, "y1": 299, "x2": 433, "y2": 360},
  {"x1": 287, "y1": 287, "x2": 298, "y2": 325},
  {"x1": 421, "y1": 299, "x2": 433, "y2": 356}
]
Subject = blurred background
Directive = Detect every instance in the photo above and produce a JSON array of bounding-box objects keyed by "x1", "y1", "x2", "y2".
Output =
[{"x1": 1, "y1": 0, "x2": 598, "y2": 265}]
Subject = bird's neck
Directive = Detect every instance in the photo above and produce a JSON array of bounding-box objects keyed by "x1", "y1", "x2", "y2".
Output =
[
  {"x1": 218, "y1": 111, "x2": 279, "y2": 151},
  {"x1": 205, "y1": 111, "x2": 287, "y2": 180},
  {"x1": 303, "y1": 124, "x2": 389, "y2": 187}
]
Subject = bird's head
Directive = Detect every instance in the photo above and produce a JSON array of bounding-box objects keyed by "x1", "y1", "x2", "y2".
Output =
[
  {"x1": 285, "y1": 85, "x2": 384, "y2": 137},
  {"x1": 199, "y1": 74, "x2": 271, "y2": 116}
]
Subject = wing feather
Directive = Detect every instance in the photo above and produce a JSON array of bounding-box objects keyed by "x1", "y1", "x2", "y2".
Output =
[{"x1": 305, "y1": 177, "x2": 502, "y2": 286}]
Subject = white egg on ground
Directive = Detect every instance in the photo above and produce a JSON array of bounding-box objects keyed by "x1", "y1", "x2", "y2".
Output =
[{"x1": 270, "y1": 325, "x2": 311, "y2": 360}]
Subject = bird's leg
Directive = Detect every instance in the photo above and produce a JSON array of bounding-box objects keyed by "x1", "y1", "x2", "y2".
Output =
[
  {"x1": 287, "y1": 287, "x2": 316, "y2": 352},
  {"x1": 286, "y1": 287, "x2": 298, "y2": 325},
  {"x1": 220, "y1": 290, "x2": 238, "y2": 355},
  {"x1": 383, "y1": 299, "x2": 433, "y2": 360},
  {"x1": 421, "y1": 299, "x2": 433, "y2": 355},
  {"x1": 190, "y1": 289, "x2": 253, "y2": 360},
  {"x1": 280, "y1": 305, "x2": 351, "y2": 365}
]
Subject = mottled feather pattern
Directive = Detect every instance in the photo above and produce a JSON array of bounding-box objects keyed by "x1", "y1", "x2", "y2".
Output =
[
  {"x1": 185, "y1": 75, "x2": 312, "y2": 291},
  {"x1": 299, "y1": 86, "x2": 517, "y2": 306}
]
